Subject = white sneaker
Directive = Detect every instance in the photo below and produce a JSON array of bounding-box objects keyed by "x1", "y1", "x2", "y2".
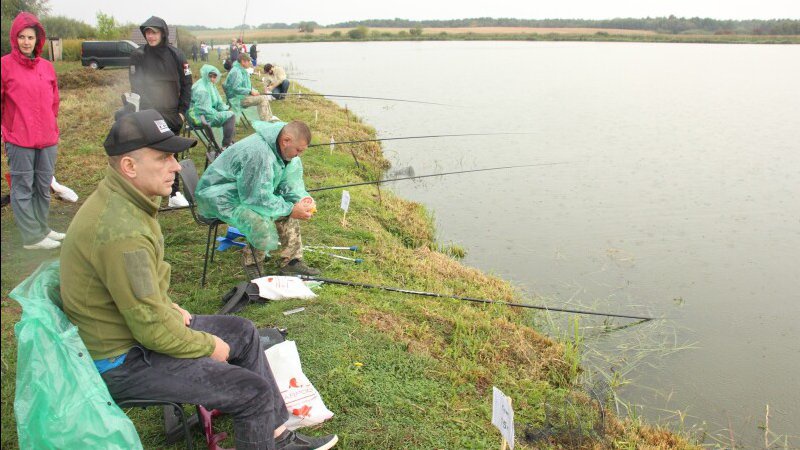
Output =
[
  {"x1": 53, "y1": 186, "x2": 79, "y2": 202},
  {"x1": 47, "y1": 230, "x2": 66, "y2": 241},
  {"x1": 23, "y1": 237, "x2": 61, "y2": 250},
  {"x1": 168, "y1": 192, "x2": 190, "y2": 208}
]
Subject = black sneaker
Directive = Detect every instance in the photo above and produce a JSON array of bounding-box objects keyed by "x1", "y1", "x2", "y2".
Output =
[
  {"x1": 279, "y1": 259, "x2": 321, "y2": 276},
  {"x1": 275, "y1": 430, "x2": 338, "y2": 450}
]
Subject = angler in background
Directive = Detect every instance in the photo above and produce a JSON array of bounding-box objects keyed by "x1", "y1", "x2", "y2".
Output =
[
  {"x1": 129, "y1": 15, "x2": 193, "y2": 208},
  {"x1": 263, "y1": 63, "x2": 290, "y2": 100},
  {"x1": 195, "y1": 120, "x2": 321, "y2": 277},
  {"x1": 187, "y1": 65, "x2": 236, "y2": 149},
  {"x1": 224, "y1": 53, "x2": 278, "y2": 122},
  {"x1": 1, "y1": 12, "x2": 65, "y2": 250}
]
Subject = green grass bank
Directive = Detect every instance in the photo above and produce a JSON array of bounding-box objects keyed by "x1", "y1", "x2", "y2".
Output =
[{"x1": 0, "y1": 60, "x2": 697, "y2": 449}]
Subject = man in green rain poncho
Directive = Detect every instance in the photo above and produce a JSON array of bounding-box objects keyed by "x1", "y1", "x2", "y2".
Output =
[
  {"x1": 223, "y1": 53, "x2": 276, "y2": 122},
  {"x1": 195, "y1": 120, "x2": 320, "y2": 276},
  {"x1": 188, "y1": 64, "x2": 236, "y2": 148}
]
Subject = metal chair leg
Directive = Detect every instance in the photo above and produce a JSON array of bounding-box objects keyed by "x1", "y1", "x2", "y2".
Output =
[
  {"x1": 210, "y1": 224, "x2": 220, "y2": 263},
  {"x1": 202, "y1": 225, "x2": 214, "y2": 287}
]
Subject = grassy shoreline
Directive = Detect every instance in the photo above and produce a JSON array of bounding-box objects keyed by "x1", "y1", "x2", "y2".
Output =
[{"x1": 1, "y1": 60, "x2": 697, "y2": 449}]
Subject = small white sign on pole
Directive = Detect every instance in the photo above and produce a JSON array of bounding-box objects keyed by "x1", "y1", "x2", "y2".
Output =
[
  {"x1": 340, "y1": 190, "x2": 351, "y2": 212},
  {"x1": 491, "y1": 387, "x2": 514, "y2": 449},
  {"x1": 329, "y1": 137, "x2": 335, "y2": 154}
]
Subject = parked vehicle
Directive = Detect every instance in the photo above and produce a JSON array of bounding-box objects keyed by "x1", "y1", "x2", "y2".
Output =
[{"x1": 80, "y1": 40, "x2": 138, "y2": 69}]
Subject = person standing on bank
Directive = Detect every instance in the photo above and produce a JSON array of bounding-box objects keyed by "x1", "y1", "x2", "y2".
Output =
[
  {"x1": 1, "y1": 12, "x2": 66, "y2": 250},
  {"x1": 129, "y1": 16, "x2": 192, "y2": 207},
  {"x1": 249, "y1": 41, "x2": 258, "y2": 66}
]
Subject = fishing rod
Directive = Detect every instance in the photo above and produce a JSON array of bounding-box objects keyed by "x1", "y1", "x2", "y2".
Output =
[
  {"x1": 300, "y1": 276, "x2": 656, "y2": 321},
  {"x1": 308, "y1": 162, "x2": 569, "y2": 193},
  {"x1": 278, "y1": 92, "x2": 453, "y2": 107},
  {"x1": 160, "y1": 162, "x2": 568, "y2": 212},
  {"x1": 239, "y1": 0, "x2": 249, "y2": 42},
  {"x1": 308, "y1": 132, "x2": 537, "y2": 148}
]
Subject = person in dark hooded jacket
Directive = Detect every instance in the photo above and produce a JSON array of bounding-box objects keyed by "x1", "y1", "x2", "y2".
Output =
[{"x1": 129, "y1": 16, "x2": 192, "y2": 207}]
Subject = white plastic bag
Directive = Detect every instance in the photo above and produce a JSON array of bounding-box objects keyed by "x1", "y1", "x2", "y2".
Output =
[
  {"x1": 265, "y1": 341, "x2": 334, "y2": 430},
  {"x1": 252, "y1": 276, "x2": 316, "y2": 300}
]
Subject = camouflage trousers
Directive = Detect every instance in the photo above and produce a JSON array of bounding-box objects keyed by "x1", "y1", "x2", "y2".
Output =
[
  {"x1": 242, "y1": 217, "x2": 303, "y2": 268},
  {"x1": 239, "y1": 95, "x2": 274, "y2": 121}
]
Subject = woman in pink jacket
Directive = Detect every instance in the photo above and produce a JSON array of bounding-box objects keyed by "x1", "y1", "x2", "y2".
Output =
[{"x1": 1, "y1": 12, "x2": 64, "y2": 250}]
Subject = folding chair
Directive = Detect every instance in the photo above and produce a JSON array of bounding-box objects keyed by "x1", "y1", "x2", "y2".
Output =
[
  {"x1": 178, "y1": 159, "x2": 262, "y2": 286},
  {"x1": 183, "y1": 117, "x2": 223, "y2": 168},
  {"x1": 227, "y1": 99, "x2": 253, "y2": 131},
  {"x1": 117, "y1": 400, "x2": 197, "y2": 449}
]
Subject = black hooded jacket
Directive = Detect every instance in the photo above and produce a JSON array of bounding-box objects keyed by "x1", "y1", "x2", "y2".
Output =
[{"x1": 129, "y1": 16, "x2": 192, "y2": 125}]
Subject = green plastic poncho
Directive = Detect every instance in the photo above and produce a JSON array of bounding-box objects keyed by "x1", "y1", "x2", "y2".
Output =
[
  {"x1": 195, "y1": 121, "x2": 310, "y2": 251},
  {"x1": 188, "y1": 64, "x2": 234, "y2": 127},
  {"x1": 222, "y1": 60, "x2": 253, "y2": 117},
  {"x1": 10, "y1": 261, "x2": 143, "y2": 449}
]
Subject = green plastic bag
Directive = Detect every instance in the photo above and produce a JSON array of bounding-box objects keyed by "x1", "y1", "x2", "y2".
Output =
[{"x1": 10, "y1": 260, "x2": 143, "y2": 449}]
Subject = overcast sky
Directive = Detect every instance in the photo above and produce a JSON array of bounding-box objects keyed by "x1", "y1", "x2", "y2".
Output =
[{"x1": 48, "y1": 0, "x2": 800, "y2": 28}]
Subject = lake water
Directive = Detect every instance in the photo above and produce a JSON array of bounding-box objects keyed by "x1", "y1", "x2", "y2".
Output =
[{"x1": 257, "y1": 41, "x2": 800, "y2": 446}]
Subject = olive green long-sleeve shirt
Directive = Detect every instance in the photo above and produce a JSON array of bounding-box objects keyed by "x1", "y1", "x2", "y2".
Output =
[{"x1": 60, "y1": 167, "x2": 215, "y2": 360}]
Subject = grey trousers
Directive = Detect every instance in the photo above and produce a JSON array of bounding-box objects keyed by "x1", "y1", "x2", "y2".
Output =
[
  {"x1": 102, "y1": 315, "x2": 290, "y2": 450},
  {"x1": 5, "y1": 143, "x2": 57, "y2": 245}
]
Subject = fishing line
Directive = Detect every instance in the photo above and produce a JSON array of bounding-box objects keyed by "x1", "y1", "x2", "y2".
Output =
[
  {"x1": 308, "y1": 162, "x2": 570, "y2": 193},
  {"x1": 279, "y1": 92, "x2": 454, "y2": 106},
  {"x1": 308, "y1": 132, "x2": 537, "y2": 148},
  {"x1": 300, "y1": 276, "x2": 656, "y2": 321}
]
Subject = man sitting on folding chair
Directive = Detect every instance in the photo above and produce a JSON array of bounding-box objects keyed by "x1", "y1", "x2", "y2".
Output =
[
  {"x1": 195, "y1": 120, "x2": 321, "y2": 277},
  {"x1": 223, "y1": 53, "x2": 278, "y2": 123},
  {"x1": 59, "y1": 110, "x2": 337, "y2": 450},
  {"x1": 188, "y1": 64, "x2": 236, "y2": 153}
]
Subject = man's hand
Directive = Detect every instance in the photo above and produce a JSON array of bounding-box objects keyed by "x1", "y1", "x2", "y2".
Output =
[
  {"x1": 210, "y1": 335, "x2": 230, "y2": 362},
  {"x1": 300, "y1": 196, "x2": 317, "y2": 214},
  {"x1": 250, "y1": 89, "x2": 259, "y2": 96},
  {"x1": 171, "y1": 303, "x2": 192, "y2": 326},
  {"x1": 290, "y1": 199, "x2": 315, "y2": 220}
]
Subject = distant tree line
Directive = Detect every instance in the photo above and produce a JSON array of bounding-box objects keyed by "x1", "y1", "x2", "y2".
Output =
[
  {"x1": 327, "y1": 16, "x2": 800, "y2": 35},
  {"x1": 176, "y1": 17, "x2": 800, "y2": 36}
]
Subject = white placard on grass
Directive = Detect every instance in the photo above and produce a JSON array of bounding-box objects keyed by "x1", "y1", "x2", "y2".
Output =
[
  {"x1": 340, "y1": 190, "x2": 350, "y2": 212},
  {"x1": 491, "y1": 386, "x2": 514, "y2": 449}
]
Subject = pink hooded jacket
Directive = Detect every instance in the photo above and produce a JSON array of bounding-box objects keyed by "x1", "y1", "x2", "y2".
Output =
[{"x1": 1, "y1": 12, "x2": 60, "y2": 149}]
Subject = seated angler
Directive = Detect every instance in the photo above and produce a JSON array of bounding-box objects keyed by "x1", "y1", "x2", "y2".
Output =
[
  {"x1": 223, "y1": 53, "x2": 277, "y2": 122},
  {"x1": 188, "y1": 64, "x2": 236, "y2": 150},
  {"x1": 59, "y1": 110, "x2": 337, "y2": 450},
  {"x1": 195, "y1": 120, "x2": 321, "y2": 277},
  {"x1": 263, "y1": 63, "x2": 290, "y2": 100}
]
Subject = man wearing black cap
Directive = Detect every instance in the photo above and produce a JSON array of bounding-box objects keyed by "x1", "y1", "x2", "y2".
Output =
[
  {"x1": 59, "y1": 110, "x2": 338, "y2": 450},
  {"x1": 129, "y1": 16, "x2": 193, "y2": 207}
]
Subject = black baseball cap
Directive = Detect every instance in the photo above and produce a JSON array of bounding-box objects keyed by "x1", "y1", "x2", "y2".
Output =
[{"x1": 103, "y1": 109, "x2": 197, "y2": 156}]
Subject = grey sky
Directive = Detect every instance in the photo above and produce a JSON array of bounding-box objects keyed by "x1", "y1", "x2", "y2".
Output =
[{"x1": 48, "y1": 0, "x2": 800, "y2": 28}]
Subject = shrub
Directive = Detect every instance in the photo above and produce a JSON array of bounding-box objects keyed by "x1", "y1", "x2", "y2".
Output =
[
  {"x1": 409, "y1": 27, "x2": 423, "y2": 36},
  {"x1": 61, "y1": 39, "x2": 82, "y2": 61},
  {"x1": 347, "y1": 26, "x2": 368, "y2": 40},
  {"x1": 330, "y1": 30, "x2": 342, "y2": 38}
]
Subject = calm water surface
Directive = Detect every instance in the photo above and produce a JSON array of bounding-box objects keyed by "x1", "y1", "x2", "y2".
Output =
[{"x1": 258, "y1": 41, "x2": 800, "y2": 445}]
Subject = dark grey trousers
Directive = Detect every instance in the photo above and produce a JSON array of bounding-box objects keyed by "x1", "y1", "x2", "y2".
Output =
[
  {"x1": 102, "y1": 315, "x2": 289, "y2": 450},
  {"x1": 5, "y1": 143, "x2": 57, "y2": 245}
]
